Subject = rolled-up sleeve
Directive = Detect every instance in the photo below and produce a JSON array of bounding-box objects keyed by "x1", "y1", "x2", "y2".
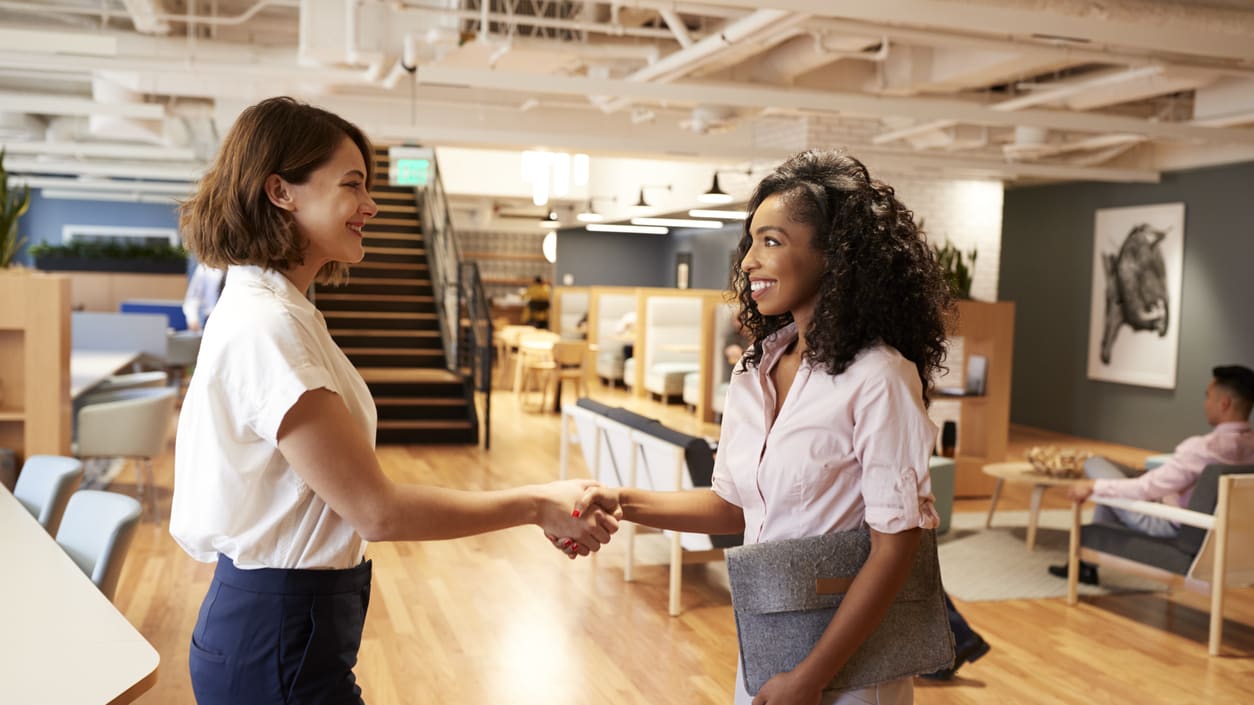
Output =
[{"x1": 852, "y1": 364, "x2": 940, "y2": 533}]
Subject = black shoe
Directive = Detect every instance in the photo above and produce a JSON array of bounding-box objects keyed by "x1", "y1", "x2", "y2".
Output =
[
  {"x1": 1048, "y1": 561, "x2": 1099, "y2": 585},
  {"x1": 920, "y1": 634, "x2": 991, "y2": 681}
]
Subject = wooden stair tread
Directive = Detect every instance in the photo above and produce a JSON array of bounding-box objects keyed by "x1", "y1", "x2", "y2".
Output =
[
  {"x1": 322, "y1": 311, "x2": 437, "y2": 319},
  {"x1": 342, "y1": 347, "x2": 444, "y2": 354},
  {"x1": 363, "y1": 231, "x2": 423, "y2": 240},
  {"x1": 359, "y1": 368, "x2": 461, "y2": 383},
  {"x1": 315, "y1": 293, "x2": 434, "y2": 302},
  {"x1": 377, "y1": 420, "x2": 473, "y2": 430},
  {"x1": 329, "y1": 329, "x2": 441, "y2": 337},
  {"x1": 365, "y1": 245, "x2": 427, "y2": 256},
  {"x1": 343, "y1": 276, "x2": 432, "y2": 286},
  {"x1": 352, "y1": 261, "x2": 428, "y2": 271},
  {"x1": 375, "y1": 397, "x2": 466, "y2": 406}
]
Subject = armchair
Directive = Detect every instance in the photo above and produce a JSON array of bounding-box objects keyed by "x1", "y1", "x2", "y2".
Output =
[{"x1": 1066, "y1": 463, "x2": 1254, "y2": 655}]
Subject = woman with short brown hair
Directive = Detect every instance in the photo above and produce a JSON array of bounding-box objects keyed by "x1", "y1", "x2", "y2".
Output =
[{"x1": 171, "y1": 96, "x2": 618, "y2": 705}]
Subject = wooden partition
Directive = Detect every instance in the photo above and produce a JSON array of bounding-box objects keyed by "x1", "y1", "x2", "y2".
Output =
[
  {"x1": 64, "y1": 271, "x2": 186, "y2": 312},
  {"x1": 0, "y1": 272, "x2": 72, "y2": 464},
  {"x1": 950, "y1": 300, "x2": 1016, "y2": 497}
]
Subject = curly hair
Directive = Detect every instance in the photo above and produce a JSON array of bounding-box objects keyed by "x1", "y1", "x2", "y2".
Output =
[
  {"x1": 731, "y1": 150, "x2": 954, "y2": 403},
  {"x1": 180, "y1": 96, "x2": 374, "y2": 286}
]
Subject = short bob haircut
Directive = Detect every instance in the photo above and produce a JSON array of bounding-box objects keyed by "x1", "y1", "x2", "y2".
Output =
[
  {"x1": 180, "y1": 96, "x2": 374, "y2": 286},
  {"x1": 731, "y1": 150, "x2": 953, "y2": 404}
]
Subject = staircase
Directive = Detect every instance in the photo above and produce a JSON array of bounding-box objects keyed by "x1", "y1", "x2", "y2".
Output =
[{"x1": 313, "y1": 146, "x2": 479, "y2": 444}]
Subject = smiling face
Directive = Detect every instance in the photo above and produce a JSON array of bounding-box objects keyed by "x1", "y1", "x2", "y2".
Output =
[
  {"x1": 279, "y1": 135, "x2": 377, "y2": 269},
  {"x1": 740, "y1": 192, "x2": 827, "y2": 328}
]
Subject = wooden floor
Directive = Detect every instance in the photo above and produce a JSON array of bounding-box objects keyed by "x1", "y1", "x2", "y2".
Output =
[{"x1": 111, "y1": 381, "x2": 1254, "y2": 704}]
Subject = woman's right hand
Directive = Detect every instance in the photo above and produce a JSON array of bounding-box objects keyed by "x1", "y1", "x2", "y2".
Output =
[
  {"x1": 542, "y1": 485, "x2": 624, "y2": 559},
  {"x1": 534, "y1": 480, "x2": 621, "y2": 557}
]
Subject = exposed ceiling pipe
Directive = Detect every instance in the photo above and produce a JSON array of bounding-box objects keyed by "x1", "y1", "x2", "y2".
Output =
[
  {"x1": 990, "y1": 65, "x2": 1165, "y2": 112},
  {"x1": 121, "y1": 0, "x2": 172, "y2": 35},
  {"x1": 658, "y1": 9, "x2": 694, "y2": 49},
  {"x1": 0, "y1": 0, "x2": 299, "y2": 27},
  {"x1": 595, "y1": 10, "x2": 808, "y2": 113},
  {"x1": 394, "y1": 3, "x2": 678, "y2": 40}
]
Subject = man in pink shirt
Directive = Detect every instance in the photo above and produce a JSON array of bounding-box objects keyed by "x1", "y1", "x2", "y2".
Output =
[{"x1": 1050, "y1": 364, "x2": 1254, "y2": 585}]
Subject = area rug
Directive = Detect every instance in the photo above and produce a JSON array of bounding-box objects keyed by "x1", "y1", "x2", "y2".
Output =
[{"x1": 939, "y1": 510, "x2": 1166, "y2": 602}]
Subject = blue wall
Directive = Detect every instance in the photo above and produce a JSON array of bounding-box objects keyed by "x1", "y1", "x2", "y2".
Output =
[{"x1": 15, "y1": 190, "x2": 180, "y2": 266}]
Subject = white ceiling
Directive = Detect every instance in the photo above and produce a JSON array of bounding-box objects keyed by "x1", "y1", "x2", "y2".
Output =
[{"x1": 4, "y1": 0, "x2": 1254, "y2": 200}]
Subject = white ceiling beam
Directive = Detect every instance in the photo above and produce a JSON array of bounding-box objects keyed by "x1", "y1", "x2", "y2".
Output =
[
  {"x1": 700, "y1": 0, "x2": 1254, "y2": 63},
  {"x1": 989, "y1": 66, "x2": 1165, "y2": 112},
  {"x1": 4, "y1": 158, "x2": 200, "y2": 181},
  {"x1": 0, "y1": 92, "x2": 164, "y2": 119},
  {"x1": 0, "y1": 141, "x2": 196, "y2": 161},
  {"x1": 6, "y1": 175, "x2": 194, "y2": 195},
  {"x1": 0, "y1": 28, "x2": 118, "y2": 57},
  {"x1": 416, "y1": 66, "x2": 1254, "y2": 145}
]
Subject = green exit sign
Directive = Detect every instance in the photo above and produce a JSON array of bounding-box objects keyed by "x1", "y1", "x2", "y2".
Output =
[{"x1": 392, "y1": 158, "x2": 430, "y2": 186}]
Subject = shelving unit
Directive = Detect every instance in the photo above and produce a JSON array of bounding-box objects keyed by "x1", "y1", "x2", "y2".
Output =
[
  {"x1": 950, "y1": 300, "x2": 1016, "y2": 497},
  {"x1": 0, "y1": 272, "x2": 72, "y2": 465}
]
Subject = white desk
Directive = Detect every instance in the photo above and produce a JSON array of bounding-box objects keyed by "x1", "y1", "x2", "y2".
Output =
[
  {"x1": 71, "y1": 351, "x2": 142, "y2": 399},
  {"x1": 0, "y1": 487, "x2": 159, "y2": 704}
]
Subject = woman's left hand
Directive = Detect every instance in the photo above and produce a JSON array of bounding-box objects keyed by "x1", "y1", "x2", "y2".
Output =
[{"x1": 751, "y1": 670, "x2": 823, "y2": 705}]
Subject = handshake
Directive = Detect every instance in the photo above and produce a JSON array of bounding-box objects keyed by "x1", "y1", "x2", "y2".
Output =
[{"x1": 537, "y1": 480, "x2": 623, "y2": 560}]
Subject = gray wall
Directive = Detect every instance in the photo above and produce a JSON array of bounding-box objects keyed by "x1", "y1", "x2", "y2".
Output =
[
  {"x1": 556, "y1": 224, "x2": 742, "y2": 289},
  {"x1": 1000, "y1": 160, "x2": 1254, "y2": 450}
]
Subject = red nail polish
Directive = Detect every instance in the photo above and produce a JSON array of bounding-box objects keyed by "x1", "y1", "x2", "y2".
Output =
[{"x1": 571, "y1": 509, "x2": 581, "y2": 518}]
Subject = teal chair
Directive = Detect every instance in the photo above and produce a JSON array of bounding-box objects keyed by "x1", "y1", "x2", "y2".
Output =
[
  {"x1": 55, "y1": 490, "x2": 143, "y2": 602},
  {"x1": 930, "y1": 456, "x2": 956, "y2": 535},
  {"x1": 13, "y1": 455, "x2": 84, "y2": 535}
]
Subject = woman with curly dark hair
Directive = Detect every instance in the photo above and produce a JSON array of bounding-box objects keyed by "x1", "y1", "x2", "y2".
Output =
[{"x1": 572, "y1": 151, "x2": 957, "y2": 704}]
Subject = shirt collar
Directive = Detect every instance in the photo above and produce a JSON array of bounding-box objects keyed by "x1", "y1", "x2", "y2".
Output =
[
  {"x1": 226, "y1": 264, "x2": 319, "y2": 318},
  {"x1": 1215, "y1": 420, "x2": 1252, "y2": 433}
]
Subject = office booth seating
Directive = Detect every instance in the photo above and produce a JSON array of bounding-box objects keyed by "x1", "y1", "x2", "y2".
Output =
[
  {"x1": 1067, "y1": 464, "x2": 1254, "y2": 655},
  {"x1": 683, "y1": 373, "x2": 728, "y2": 418},
  {"x1": 637, "y1": 296, "x2": 701, "y2": 401},
  {"x1": 13, "y1": 455, "x2": 84, "y2": 535},
  {"x1": 56, "y1": 490, "x2": 143, "y2": 601},
  {"x1": 75, "y1": 387, "x2": 178, "y2": 522},
  {"x1": 560, "y1": 398, "x2": 742, "y2": 615},
  {"x1": 593, "y1": 293, "x2": 636, "y2": 385}
]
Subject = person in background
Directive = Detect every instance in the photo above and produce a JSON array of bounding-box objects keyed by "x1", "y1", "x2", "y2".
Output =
[
  {"x1": 1050, "y1": 364, "x2": 1254, "y2": 585},
  {"x1": 564, "y1": 150, "x2": 953, "y2": 705},
  {"x1": 170, "y1": 96, "x2": 618, "y2": 705},
  {"x1": 182, "y1": 261, "x2": 226, "y2": 332},
  {"x1": 521, "y1": 275, "x2": 551, "y2": 329}
]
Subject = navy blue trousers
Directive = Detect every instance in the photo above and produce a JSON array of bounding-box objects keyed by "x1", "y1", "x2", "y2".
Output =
[{"x1": 189, "y1": 556, "x2": 372, "y2": 705}]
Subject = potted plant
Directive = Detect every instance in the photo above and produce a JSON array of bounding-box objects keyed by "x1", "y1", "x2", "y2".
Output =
[
  {"x1": 932, "y1": 238, "x2": 977, "y2": 300},
  {"x1": 29, "y1": 239, "x2": 189, "y2": 274},
  {"x1": 0, "y1": 148, "x2": 31, "y2": 269}
]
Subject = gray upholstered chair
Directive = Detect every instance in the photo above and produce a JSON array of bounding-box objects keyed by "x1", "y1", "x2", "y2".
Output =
[
  {"x1": 13, "y1": 455, "x2": 84, "y2": 535},
  {"x1": 75, "y1": 387, "x2": 178, "y2": 522},
  {"x1": 56, "y1": 490, "x2": 143, "y2": 602},
  {"x1": 1066, "y1": 463, "x2": 1254, "y2": 655}
]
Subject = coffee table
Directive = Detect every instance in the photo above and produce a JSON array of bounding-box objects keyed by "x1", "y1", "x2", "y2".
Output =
[{"x1": 982, "y1": 461, "x2": 1088, "y2": 552}]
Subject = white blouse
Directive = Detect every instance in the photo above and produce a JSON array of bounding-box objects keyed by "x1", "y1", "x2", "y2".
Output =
[{"x1": 170, "y1": 265, "x2": 377, "y2": 570}]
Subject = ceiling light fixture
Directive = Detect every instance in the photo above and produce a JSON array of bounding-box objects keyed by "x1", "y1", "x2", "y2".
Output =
[
  {"x1": 633, "y1": 183, "x2": 672, "y2": 208},
  {"x1": 577, "y1": 196, "x2": 614, "y2": 223},
  {"x1": 539, "y1": 210, "x2": 561, "y2": 229},
  {"x1": 688, "y1": 209, "x2": 749, "y2": 220},
  {"x1": 698, "y1": 173, "x2": 733, "y2": 204},
  {"x1": 586, "y1": 223, "x2": 668, "y2": 235},
  {"x1": 630, "y1": 217, "x2": 724, "y2": 229}
]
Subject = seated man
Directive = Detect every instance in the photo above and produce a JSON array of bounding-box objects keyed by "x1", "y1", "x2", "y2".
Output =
[{"x1": 1049, "y1": 364, "x2": 1254, "y2": 585}]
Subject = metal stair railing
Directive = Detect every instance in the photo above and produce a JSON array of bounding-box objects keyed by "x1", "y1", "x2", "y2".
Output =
[{"x1": 416, "y1": 153, "x2": 493, "y2": 449}]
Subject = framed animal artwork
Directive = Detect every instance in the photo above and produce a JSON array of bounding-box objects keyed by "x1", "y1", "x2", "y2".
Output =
[{"x1": 1086, "y1": 202, "x2": 1185, "y2": 389}]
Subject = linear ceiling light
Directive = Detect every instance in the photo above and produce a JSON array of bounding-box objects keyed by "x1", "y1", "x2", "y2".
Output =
[
  {"x1": 586, "y1": 223, "x2": 668, "y2": 235},
  {"x1": 698, "y1": 173, "x2": 733, "y2": 204},
  {"x1": 688, "y1": 209, "x2": 748, "y2": 220},
  {"x1": 631, "y1": 217, "x2": 723, "y2": 229}
]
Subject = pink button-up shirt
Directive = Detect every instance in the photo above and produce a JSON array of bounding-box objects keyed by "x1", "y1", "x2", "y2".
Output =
[
  {"x1": 711, "y1": 324, "x2": 940, "y2": 544},
  {"x1": 1094, "y1": 421, "x2": 1254, "y2": 507}
]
